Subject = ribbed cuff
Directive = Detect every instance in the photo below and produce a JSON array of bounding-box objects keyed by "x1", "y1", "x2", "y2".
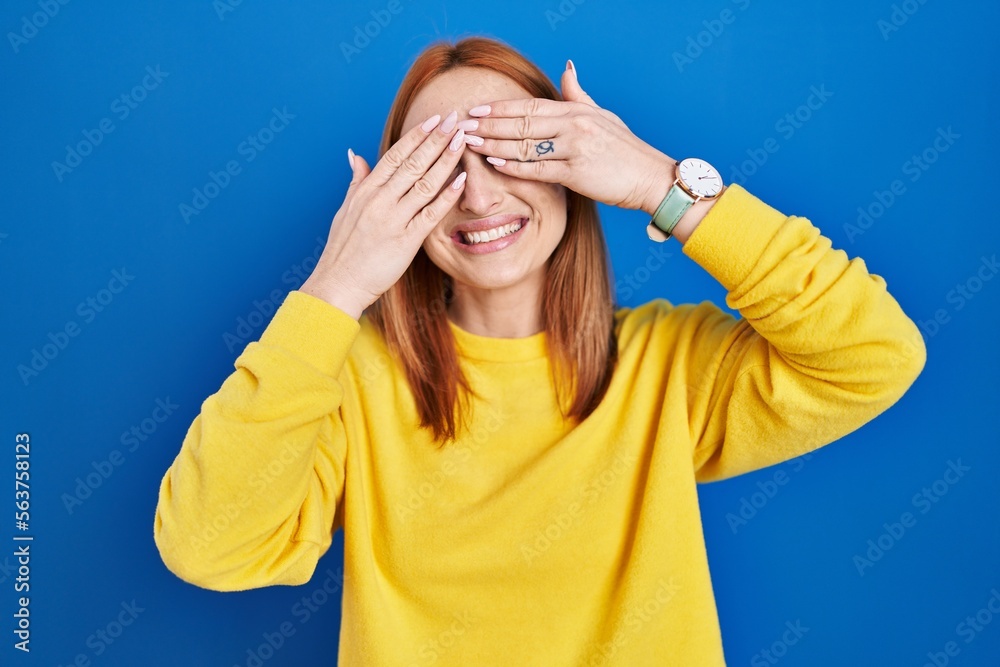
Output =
[
  {"x1": 257, "y1": 290, "x2": 362, "y2": 378},
  {"x1": 680, "y1": 183, "x2": 790, "y2": 292}
]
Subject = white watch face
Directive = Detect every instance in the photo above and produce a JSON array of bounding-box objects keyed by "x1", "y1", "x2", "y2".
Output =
[{"x1": 678, "y1": 158, "x2": 723, "y2": 198}]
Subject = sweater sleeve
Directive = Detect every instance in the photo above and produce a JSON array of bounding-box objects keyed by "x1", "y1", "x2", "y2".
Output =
[
  {"x1": 153, "y1": 289, "x2": 361, "y2": 591},
  {"x1": 675, "y1": 184, "x2": 927, "y2": 483}
]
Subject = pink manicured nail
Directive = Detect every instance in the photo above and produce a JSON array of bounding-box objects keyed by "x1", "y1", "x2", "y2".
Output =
[
  {"x1": 421, "y1": 114, "x2": 441, "y2": 132},
  {"x1": 567, "y1": 59, "x2": 576, "y2": 74},
  {"x1": 451, "y1": 171, "x2": 467, "y2": 190},
  {"x1": 464, "y1": 134, "x2": 484, "y2": 147},
  {"x1": 469, "y1": 105, "x2": 491, "y2": 117},
  {"x1": 449, "y1": 129, "x2": 466, "y2": 151},
  {"x1": 440, "y1": 110, "x2": 458, "y2": 133},
  {"x1": 486, "y1": 156, "x2": 506, "y2": 166},
  {"x1": 347, "y1": 147, "x2": 355, "y2": 168},
  {"x1": 456, "y1": 119, "x2": 479, "y2": 132}
]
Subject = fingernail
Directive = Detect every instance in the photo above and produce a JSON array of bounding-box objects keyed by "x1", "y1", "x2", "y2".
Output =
[
  {"x1": 440, "y1": 110, "x2": 458, "y2": 133},
  {"x1": 486, "y1": 156, "x2": 506, "y2": 166},
  {"x1": 451, "y1": 171, "x2": 467, "y2": 190},
  {"x1": 567, "y1": 59, "x2": 576, "y2": 75},
  {"x1": 421, "y1": 114, "x2": 442, "y2": 132},
  {"x1": 449, "y1": 128, "x2": 466, "y2": 151},
  {"x1": 347, "y1": 147, "x2": 355, "y2": 168},
  {"x1": 469, "y1": 105, "x2": 491, "y2": 117},
  {"x1": 456, "y1": 119, "x2": 479, "y2": 132},
  {"x1": 464, "y1": 134, "x2": 484, "y2": 147}
]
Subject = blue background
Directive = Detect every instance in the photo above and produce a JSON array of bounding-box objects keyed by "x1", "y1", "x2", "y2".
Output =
[{"x1": 2, "y1": 0, "x2": 998, "y2": 664}]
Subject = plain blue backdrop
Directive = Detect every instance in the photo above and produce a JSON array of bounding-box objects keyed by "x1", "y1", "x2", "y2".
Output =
[{"x1": 2, "y1": 0, "x2": 998, "y2": 665}]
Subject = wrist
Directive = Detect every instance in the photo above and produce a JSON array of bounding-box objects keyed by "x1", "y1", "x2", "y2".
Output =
[
  {"x1": 641, "y1": 154, "x2": 725, "y2": 245},
  {"x1": 669, "y1": 188, "x2": 724, "y2": 244},
  {"x1": 640, "y1": 152, "x2": 678, "y2": 217},
  {"x1": 299, "y1": 273, "x2": 368, "y2": 321}
]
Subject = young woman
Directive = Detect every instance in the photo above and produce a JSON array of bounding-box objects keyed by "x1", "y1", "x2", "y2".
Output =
[{"x1": 154, "y1": 36, "x2": 926, "y2": 665}]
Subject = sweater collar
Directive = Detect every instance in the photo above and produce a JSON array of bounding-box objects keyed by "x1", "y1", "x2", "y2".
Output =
[{"x1": 447, "y1": 317, "x2": 548, "y2": 362}]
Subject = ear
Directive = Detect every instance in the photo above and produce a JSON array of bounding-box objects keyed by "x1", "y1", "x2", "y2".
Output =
[{"x1": 560, "y1": 59, "x2": 598, "y2": 108}]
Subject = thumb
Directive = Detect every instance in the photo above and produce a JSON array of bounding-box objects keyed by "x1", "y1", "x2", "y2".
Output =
[
  {"x1": 561, "y1": 59, "x2": 598, "y2": 107},
  {"x1": 347, "y1": 148, "x2": 372, "y2": 188}
]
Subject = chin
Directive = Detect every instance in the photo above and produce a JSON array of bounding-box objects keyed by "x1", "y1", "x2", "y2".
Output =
[{"x1": 450, "y1": 266, "x2": 528, "y2": 291}]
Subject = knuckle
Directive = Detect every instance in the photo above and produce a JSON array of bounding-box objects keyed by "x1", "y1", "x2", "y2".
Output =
[
  {"x1": 516, "y1": 116, "x2": 532, "y2": 139},
  {"x1": 400, "y1": 155, "x2": 424, "y2": 178},
  {"x1": 382, "y1": 149, "x2": 404, "y2": 170},
  {"x1": 412, "y1": 177, "x2": 437, "y2": 198},
  {"x1": 520, "y1": 138, "x2": 535, "y2": 161},
  {"x1": 415, "y1": 204, "x2": 439, "y2": 227},
  {"x1": 572, "y1": 114, "x2": 595, "y2": 135},
  {"x1": 525, "y1": 98, "x2": 542, "y2": 117}
]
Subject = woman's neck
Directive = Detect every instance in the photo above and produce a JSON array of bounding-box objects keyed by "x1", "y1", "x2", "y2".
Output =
[{"x1": 447, "y1": 274, "x2": 545, "y2": 339}]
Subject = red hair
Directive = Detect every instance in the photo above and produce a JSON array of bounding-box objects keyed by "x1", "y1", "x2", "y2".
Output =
[{"x1": 367, "y1": 36, "x2": 618, "y2": 445}]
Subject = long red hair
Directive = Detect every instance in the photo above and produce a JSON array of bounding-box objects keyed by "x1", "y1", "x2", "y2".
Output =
[{"x1": 366, "y1": 36, "x2": 618, "y2": 445}]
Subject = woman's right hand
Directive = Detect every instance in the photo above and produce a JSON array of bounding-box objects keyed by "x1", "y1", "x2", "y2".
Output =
[{"x1": 301, "y1": 111, "x2": 469, "y2": 319}]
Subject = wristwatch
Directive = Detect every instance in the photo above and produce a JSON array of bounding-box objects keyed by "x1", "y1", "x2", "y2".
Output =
[{"x1": 646, "y1": 158, "x2": 724, "y2": 243}]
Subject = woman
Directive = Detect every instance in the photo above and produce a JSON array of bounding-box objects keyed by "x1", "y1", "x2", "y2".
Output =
[{"x1": 154, "y1": 36, "x2": 926, "y2": 665}]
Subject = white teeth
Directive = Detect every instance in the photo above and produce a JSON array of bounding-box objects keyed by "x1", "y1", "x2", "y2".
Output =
[{"x1": 461, "y1": 221, "x2": 522, "y2": 245}]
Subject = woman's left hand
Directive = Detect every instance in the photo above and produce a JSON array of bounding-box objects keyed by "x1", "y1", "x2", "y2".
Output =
[{"x1": 463, "y1": 61, "x2": 674, "y2": 214}]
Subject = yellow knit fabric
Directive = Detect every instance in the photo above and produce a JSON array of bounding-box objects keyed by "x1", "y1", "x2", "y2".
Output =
[{"x1": 154, "y1": 184, "x2": 926, "y2": 665}]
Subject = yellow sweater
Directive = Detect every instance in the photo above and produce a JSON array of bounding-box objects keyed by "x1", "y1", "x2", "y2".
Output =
[{"x1": 154, "y1": 183, "x2": 926, "y2": 666}]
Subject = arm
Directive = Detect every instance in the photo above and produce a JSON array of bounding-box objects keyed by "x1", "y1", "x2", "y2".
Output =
[
  {"x1": 667, "y1": 184, "x2": 927, "y2": 482},
  {"x1": 153, "y1": 290, "x2": 361, "y2": 591},
  {"x1": 457, "y1": 65, "x2": 926, "y2": 478}
]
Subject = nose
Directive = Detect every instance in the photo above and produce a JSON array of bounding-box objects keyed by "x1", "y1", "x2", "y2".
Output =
[{"x1": 457, "y1": 152, "x2": 505, "y2": 217}]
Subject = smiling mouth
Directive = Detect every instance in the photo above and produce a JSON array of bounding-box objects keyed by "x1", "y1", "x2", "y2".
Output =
[{"x1": 456, "y1": 218, "x2": 526, "y2": 245}]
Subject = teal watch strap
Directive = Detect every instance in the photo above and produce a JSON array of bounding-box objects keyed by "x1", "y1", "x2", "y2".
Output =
[{"x1": 651, "y1": 183, "x2": 695, "y2": 237}]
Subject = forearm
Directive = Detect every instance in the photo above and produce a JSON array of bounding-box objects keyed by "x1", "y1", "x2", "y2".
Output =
[
  {"x1": 679, "y1": 185, "x2": 927, "y2": 480},
  {"x1": 154, "y1": 291, "x2": 357, "y2": 590}
]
